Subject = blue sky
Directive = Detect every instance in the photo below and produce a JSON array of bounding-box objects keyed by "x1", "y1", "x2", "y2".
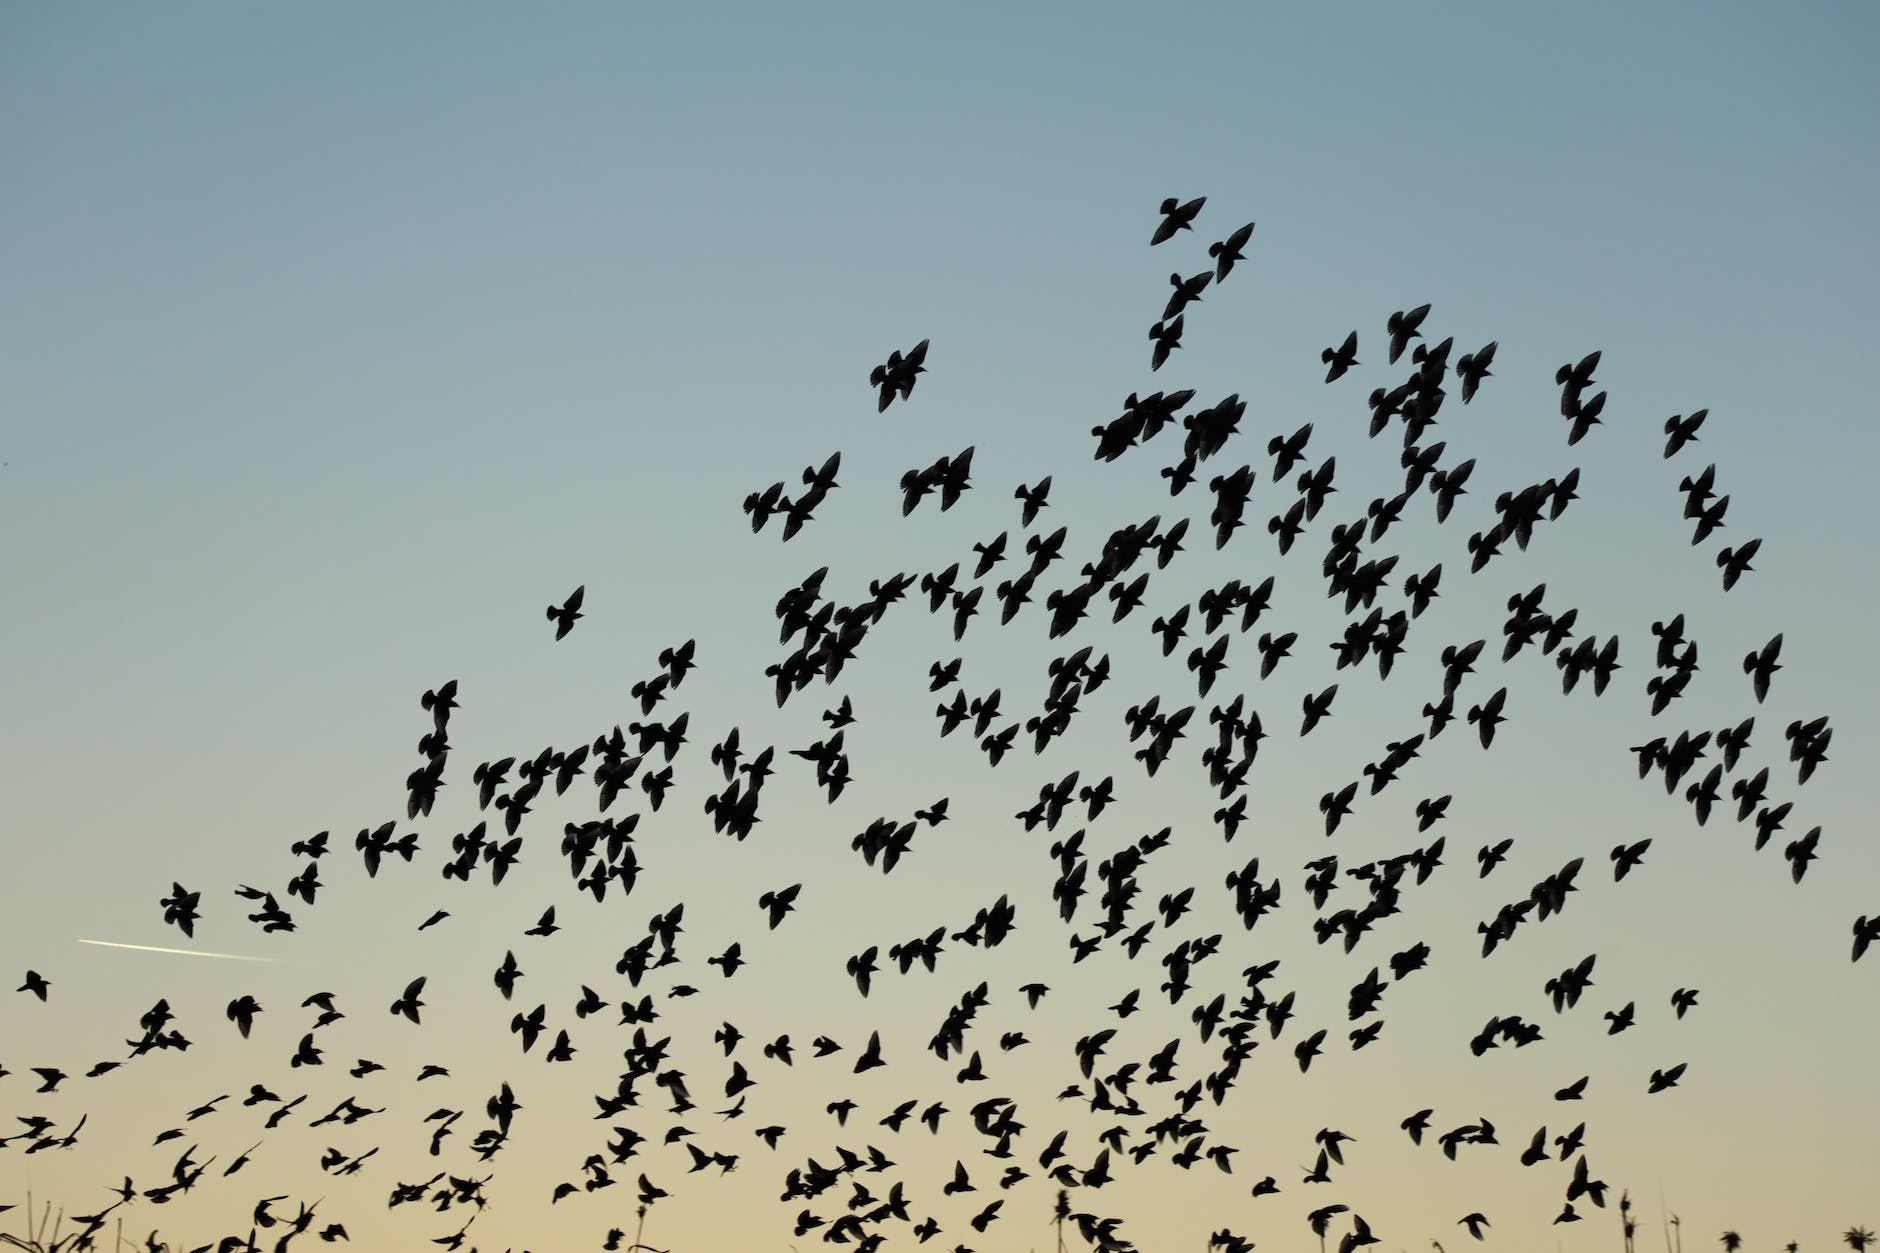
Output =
[{"x1": 3, "y1": 5, "x2": 1876, "y2": 1251}]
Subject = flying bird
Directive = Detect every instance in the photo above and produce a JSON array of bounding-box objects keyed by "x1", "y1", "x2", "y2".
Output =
[
  {"x1": 1322, "y1": 331, "x2": 1358, "y2": 382},
  {"x1": 1152, "y1": 196, "x2": 1207, "y2": 245},
  {"x1": 547, "y1": 586, "x2": 585, "y2": 640}
]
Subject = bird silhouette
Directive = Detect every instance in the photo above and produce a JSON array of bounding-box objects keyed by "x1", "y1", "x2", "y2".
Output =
[
  {"x1": 869, "y1": 339, "x2": 930, "y2": 412},
  {"x1": 1322, "y1": 331, "x2": 1359, "y2": 382},
  {"x1": 1386, "y1": 304, "x2": 1431, "y2": 364},
  {"x1": 547, "y1": 585, "x2": 585, "y2": 640},
  {"x1": 1152, "y1": 196, "x2": 1207, "y2": 245}
]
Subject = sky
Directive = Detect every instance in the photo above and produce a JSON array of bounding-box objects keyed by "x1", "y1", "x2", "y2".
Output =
[{"x1": 3, "y1": 4, "x2": 1878, "y2": 1251}]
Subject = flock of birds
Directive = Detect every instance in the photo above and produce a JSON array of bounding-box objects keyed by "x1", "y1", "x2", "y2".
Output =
[{"x1": 5, "y1": 196, "x2": 1872, "y2": 1253}]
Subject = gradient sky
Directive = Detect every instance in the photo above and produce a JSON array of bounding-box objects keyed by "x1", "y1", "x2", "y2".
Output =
[{"x1": 4, "y1": 5, "x2": 1877, "y2": 1252}]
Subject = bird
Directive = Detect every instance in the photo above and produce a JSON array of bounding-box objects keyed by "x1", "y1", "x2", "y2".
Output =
[
  {"x1": 1149, "y1": 315, "x2": 1185, "y2": 371},
  {"x1": 226, "y1": 995, "x2": 262, "y2": 1038},
  {"x1": 1743, "y1": 633, "x2": 1782, "y2": 703},
  {"x1": 547, "y1": 586, "x2": 585, "y2": 640},
  {"x1": 1455, "y1": 341, "x2": 1496, "y2": 403},
  {"x1": 1610, "y1": 839, "x2": 1651, "y2": 881},
  {"x1": 1301, "y1": 684, "x2": 1338, "y2": 736},
  {"x1": 870, "y1": 339, "x2": 930, "y2": 411},
  {"x1": 1785, "y1": 827, "x2": 1821, "y2": 883},
  {"x1": 1466, "y1": 688, "x2": 1507, "y2": 748},
  {"x1": 759, "y1": 883, "x2": 802, "y2": 928},
  {"x1": 1163, "y1": 269, "x2": 1212, "y2": 320},
  {"x1": 1663, "y1": 409, "x2": 1707, "y2": 458},
  {"x1": 1015, "y1": 476, "x2": 1052, "y2": 527},
  {"x1": 1321, "y1": 331, "x2": 1358, "y2": 382},
  {"x1": 1386, "y1": 303, "x2": 1431, "y2": 364},
  {"x1": 1854, "y1": 916, "x2": 1879, "y2": 962},
  {"x1": 1208, "y1": 221, "x2": 1255, "y2": 281},
  {"x1": 1152, "y1": 196, "x2": 1207, "y2": 245},
  {"x1": 1718, "y1": 538, "x2": 1761, "y2": 590},
  {"x1": 1647, "y1": 1062, "x2": 1688, "y2": 1093},
  {"x1": 390, "y1": 977, "x2": 427, "y2": 1024},
  {"x1": 707, "y1": 942, "x2": 745, "y2": 977}
]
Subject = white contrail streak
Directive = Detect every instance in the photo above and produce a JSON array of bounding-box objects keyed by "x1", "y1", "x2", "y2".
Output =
[{"x1": 78, "y1": 938, "x2": 279, "y2": 963}]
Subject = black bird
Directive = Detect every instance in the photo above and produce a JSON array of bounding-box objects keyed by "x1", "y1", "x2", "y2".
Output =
[
  {"x1": 1718, "y1": 538, "x2": 1761, "y2": 590},
  {"x1": 1663, "y1": 409, "x2": 1707, "y2": 458},
  {"x1": 707, "y1": 942, "x2": 745, "y2": 977},
  {"x1": 1386, "y1": 304, "x2": 1431, "y2": 364},
  {"x1": 869, "y1": 339, "x2": 930, "y2": 412},
  {"x1": 1163, "y1": 269, "x2": 1212, "y2": 320},
  {"x1": 1298, "y1": 456, "x2": 1337, "y2": 520},
  {"x1": 1257, "y1": 631, "x2": 1296, "y2": 679},
  {"x1": 1566, "y1": 389, "x2": 1606, "y2": 445},
  {"x1": 160, "y1": 883, "x2": 201, "y2": 937},
  {"x1": 1404, "y1": 564, "x2": 1442, "y2": 617},
  {"x1": 547, "y1": 586, "x2": 585, "y2": 640},
  {"x1": 290, "y1": 831, "x2": 329, "y2": 859},
  {"x1": 1690, "y1": 493, "x2": 1730, "y2": 544},
  {"x1": 1477, "y1": 838, "x2": 1514, "y2": 878},
  {"x1": 225, "y1": 995, "x2": 261, "y2": 1038},
  {"x1": 1321, "y1": 331, "x2": 1358, "y2": 382},
  {"x1": 1743, "y1": 633, "x2": 1782, "y2": 703},
  {"x1": 1150, "y1": 315, "x2": 1185, "y2": 372},
  {"x1": 1466, "y1": 687, "x2": 1508, "y2": 748},
  {"x1": 1610, "y1": 839, "x2": 1651, "y2": 881},
  {"x1": 759, "y1": 883, "x2": 802, "y2": 929},
  {"x1": 744, "y1": 480, "x2": 787, "y2": 533},
  {"x1": 1785, "y1": 826, "x2": 1821, "y2": 883},
  {"x1": 390, "y1": 978, "x2": 427, "y2": 1024},
  {"x1": 1152, "y1": 196, "x2": 1207, "y2": 246},
  {"x1": 1430, "y1": 460, "x2": 1474, "y2": 524},
  {"x1": 1556, "y1": 350, "x2": 1601, "y2": 415},
  {"x1": 1320, "y1": 783, "x2": 1358, "y2": 836},
  {"x1": 1301, "y1": 684, "x2": 1338, "y2": 736},
  {"x1": 1294, "y1": 1028, "x2": 1327, "y2": 1072},
  {"x1": 1268, "y1": 423, "x2": 1313, "y2": 480},
  {"x1": 1209, "y1": 221, "x2": 1255, "y2": 281},
  {"x1": 659, "y1": 637, "x2": 698, "y2": 686},
  {"x1": 1647, "y1": 1062, "x2": 1687, "y2": 1093},
  {"x1": 494, "y1": 950, "x2": 522, "y2": 1000},
  {"x1": 1854, "y1": 915, "x2": 1879, "y2": 963},
  {"x1": 1455, "y1": 341, "x2": 1497, "y2": 403},
  {"x1": 1015, "y1": 476, "x2": 1052, "y2": 527}
]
